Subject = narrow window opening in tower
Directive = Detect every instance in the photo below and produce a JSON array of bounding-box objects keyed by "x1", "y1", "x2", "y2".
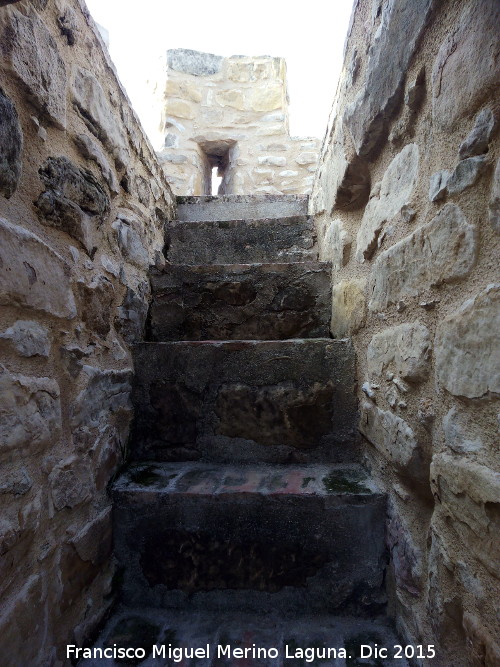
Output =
[{"x1": 211, "y1": 166, "x2": 223, "y2": 195}]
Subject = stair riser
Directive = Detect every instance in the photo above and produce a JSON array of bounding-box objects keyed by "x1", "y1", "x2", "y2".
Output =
[
  {"x1": 149, "y1": 264, "x2": 331, "y2": 341},
  {"x1": 113, "y1": 493, "x2": 386, "y2": 614},
  {"x1": 165, "y1": 216, "x2": 317, "y2": 265},
  {"x1": 176, "y1": 194, "x2": 309, "y2": 222},
  {"x1": 129, "y1": 340, "x2": 357, "y2": 463}
]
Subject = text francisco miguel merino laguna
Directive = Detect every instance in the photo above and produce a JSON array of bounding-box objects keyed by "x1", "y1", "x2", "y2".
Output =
[{"x1": 68, "y1": 641, "x2": 436, "y2": 662}]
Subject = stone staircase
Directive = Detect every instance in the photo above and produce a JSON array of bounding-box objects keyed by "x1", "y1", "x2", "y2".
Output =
[{"x1": 80, "y1": 195, "x2": 408, "y2": 666}]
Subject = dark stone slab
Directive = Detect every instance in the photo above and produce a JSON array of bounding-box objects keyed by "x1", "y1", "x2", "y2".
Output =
[
  {"x1": 344, "y1": 0, "x2": 434, "y2": 158},
  {"x1": 165, "y1": 216, "x2": 317, "y2": 265},
  {"x1": 79, "y1": 607, "x2": 411, "y2": 667},
  {"x1": 149, "y1": 262, "x2": 331, "y2": 341},
  {"x1": 35, "y1": 156, "x2": 109, "y2": 255},
  {"x1": 0, "y1": 87, "x2": 23, "y2": 199},
  {"x1": 167, "y1": 48, "x2": 223, "y2": 77},
  {"x1": 112, "y1": 462, "x2": 385, "y2": 614},
  {"x1": 129, "y1": 340, "x2": 357, "y2": 463}
]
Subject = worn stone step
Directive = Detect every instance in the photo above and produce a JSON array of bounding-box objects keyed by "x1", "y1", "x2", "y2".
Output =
[
  {"x1": 165, "y1": 216, "x2": 317, "y2": 265},
  {"x1": 148, "y1": 262, "x2": 332, "y2": 341},
  {"x1": 176, "y1": 194, "x2": 309, "y2": 222},
  {"x1": 129, "y1": 339, "x2": 357, "y2": 463},
  {"x1": 78, "y1": 606, "x2": 410, "y2": 667},
  {"x1": 111, "y1": 462, "x2": 386, "y2": 614}
]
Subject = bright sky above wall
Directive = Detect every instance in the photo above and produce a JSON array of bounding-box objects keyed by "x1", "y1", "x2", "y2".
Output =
[{"x1": 85, "y1": 0, "x2": 354, "y2": 147}]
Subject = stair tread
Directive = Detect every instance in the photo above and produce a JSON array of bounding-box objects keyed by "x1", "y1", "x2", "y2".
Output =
[
  {"x1": 168, "y1": 214, "x2": 312, "y2": 225},
  {"x1": 176, "y1": 194, "x2": 309, "y2": 223},
  {"x1": 78, "y1": 605, "x2": 410, "y2": 667},
  {"x1": 154, "y1": 260, "x2": 332, "y2": 271},
  {"x1": 113, "y1": 462, "x2": 381, "y2": 498},
  {"x1": 136, "y1": 337, "x2": 337, "y2": 345}
]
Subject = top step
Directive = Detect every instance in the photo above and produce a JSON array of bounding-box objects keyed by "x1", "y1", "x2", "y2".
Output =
[{"x1": 176, "y1": 194, "x2": 309, "y2": 222}]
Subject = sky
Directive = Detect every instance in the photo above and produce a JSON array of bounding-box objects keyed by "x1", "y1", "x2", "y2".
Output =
[{"x1": 85, "y1": 0, "x2": 354, "y2": 147}]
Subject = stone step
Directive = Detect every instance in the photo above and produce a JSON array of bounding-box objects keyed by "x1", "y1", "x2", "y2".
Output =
[
  {"x1": 148, "y1": 262, "x2": 332, "y2": 341},
  {"x1": 176, "y1": 194, "x2": 309, "y2": 222},
  {"x1": 129, "y1": 339, "x2": 357, "y2": 463},
  {"x1": 78, "y1": 606, "x2": 410, "y2": 667},
  {"x1": 165, "y1": 215, "x2": 317, "y2": 265},
  {"x1": 111, "y1": 462, "x2": 386, "y2": 614}
]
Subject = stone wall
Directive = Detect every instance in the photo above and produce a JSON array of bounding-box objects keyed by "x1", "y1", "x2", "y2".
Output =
[
  {"x1": 0, "y1": 0, "x2": 174, "y2": 663},
  {"x1": 310, "y1": 0, "x2": 500, "y2": 664},
  {"x1": 156, "y1": 49, "x2": 320, "y2": 196}
]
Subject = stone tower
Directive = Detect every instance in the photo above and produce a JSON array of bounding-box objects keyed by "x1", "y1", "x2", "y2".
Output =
[{"x1": 155, "y1": 48, "x2": 320, "y2": 195}]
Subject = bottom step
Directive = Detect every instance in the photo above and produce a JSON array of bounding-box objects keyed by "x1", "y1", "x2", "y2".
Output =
[
  {"x1": 77, "y1": 606, "x2": 410, "y2": 666},
  {"x1": 112, "y1": 463, "x2": 386, "y2": 615}
]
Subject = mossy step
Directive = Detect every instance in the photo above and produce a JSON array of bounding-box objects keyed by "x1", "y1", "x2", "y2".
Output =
[
  {"x1": 113, "y1": 462, "x2": 380, "y2": 498},
  {"x1": 77, "y1": 606, "x2": 410, "y2": 667},
  {"x1": 112, "y1": 463, "x2": 386, "y2": 614}
]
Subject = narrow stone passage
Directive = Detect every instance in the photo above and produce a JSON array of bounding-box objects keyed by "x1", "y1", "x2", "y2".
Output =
[{"x1": 80, "y1": 195, "x2": 408, "y2": 666}]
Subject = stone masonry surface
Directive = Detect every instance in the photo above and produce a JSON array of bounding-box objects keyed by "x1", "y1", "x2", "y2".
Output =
[
  {"x1": 0, "y1": 0, "x2": 499, "y2": 665},
  {"x1": 0, "y1": 0, "x2": 174, "y2": 663},
  {"x1": 310, "y1": 0, "x2": 500, "y2": 664},
  {"x1": 154, "y1": 49, "x2": 320, "y2": 196}
]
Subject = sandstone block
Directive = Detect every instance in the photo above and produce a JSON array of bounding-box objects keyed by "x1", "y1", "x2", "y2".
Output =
[
  {"x1": 323, "y1": 219, "x2": 351, "y2": 269},
  {"x1": 164, "y1": 98, "x2": 196, "y2": 119},
  {"x1": 71, "y1": 67, "x2": 128, "y2": 166},
  {"x1": 250, "y1": 84, "x2": 282, "y2": 112},
  {"x1": 459, "y1": 108, "x2": 496, "y2": 159},
  {"x1": 447, "y1": 155, "x2": 488, "y2": 196},
  {"x1": 3, "y1": 8, "x2": 66, "y2": 128},
  {"x1": 56, "y1": 2, "x2": 78, "y2": 46},
  {"x1": 317, "y1": 123, "x2": 370, "y2": 213},
  {"x1": 35, "y1": 157, "x2": 110, "y2": 254},
  {"x1": 387, "y1": 501, "x2": 422, "y2": 595},
  {"x1": 0, "y1": 218, "x2": 76, "y2": 318},
  {"x1": 369, "y1": 204, "x2": 477, "y2": 311},
  {"x1": 115, "y1": 284, "x2": 149, "y2": 344},
  {"x1": 432, "y1": 0, "x2": 500, "y2": 132},
  {"x1": 71, "y1": 366, "x2": 132, "y2": 431},
  {"x1": 112, "y1": 211, "x2": 149, "y2": 270},
  {"x1": 331, "y1": 279, "x2": 366, "y2": 338},
  {"x1": 0, "y1": 320, "x2": 50, "y2": 357},
  {"x1": 49, "y1": 455, "x2": 94, "y2": 510},
  {"x1": 431, "y1": 454, "x2": 500, "y2": 577},
  {"x1": 367, "y1": 323, "x2": 431, "y2": 383},
  {"x1": 356, "y1": 144, "x2": 419, "y2": 261},
  {"x1": 215, "y1": 90, "x2": 245, "y2": 111},
  {"x1": 258, "y1": 156, "x2": 286, "y2": 167},
  {"x1": 360, "y1": 402, "x2": 424, "y2": 480},
  {"x1": 428, "y1": 170, "x2": 450, "y2": 202},
  {"x1": 0, "y1": 87, "x2": 23, "y2": 198},
  {"x1": 435, "y1": 284, "x2": 500, "y2": 398},
  {"x1": 0, "y1": 366, "x2": 61, "y2": 456},
  {"x1": 76, "y1": 276, "x2": 115, "y2": 338},
  {"x1": 165, "y1": 78, "x2": 202, "y2": 103},
  {"x1": 73, "y1": 133, "x2": 119, "y2": 194},
  {"x1": 442, "y1": 407, "x2": 483, "y2": 454},
  {"x1": 344, "y1": 0, "x2": 433, "y2": 156},
  {"x1": 489, "y1": 158, "x2": 500, "y2": 234},
  {"x1": 295, "y1": 152, "x2": 317, "y2": 166}
]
